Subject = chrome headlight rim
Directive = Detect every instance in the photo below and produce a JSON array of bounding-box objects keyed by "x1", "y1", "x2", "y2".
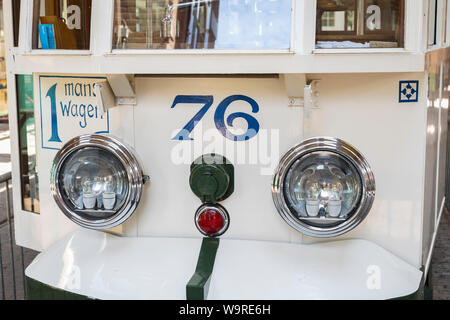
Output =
[
  {"x1": 50, "y1": 134, "x2": 146, "y2": 230},
  {"x1": 271, "y1": 136, "x2": 376, "y2": 238}
]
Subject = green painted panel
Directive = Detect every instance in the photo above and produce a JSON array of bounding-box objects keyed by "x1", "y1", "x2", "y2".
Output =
[
  {"x1": 17, "y1": 75, "x2": 34, "y2": 111},
  {"x1": 186, "y1": 237, "x2": 220, "y2": 300},
  {"x1": 26, "y1": 277, "x2": 93, "y2": 300}
]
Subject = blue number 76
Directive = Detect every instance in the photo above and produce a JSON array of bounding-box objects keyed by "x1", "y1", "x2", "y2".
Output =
[{"x1": 171, "y1": 94, "x2": 260, "y2": 141}]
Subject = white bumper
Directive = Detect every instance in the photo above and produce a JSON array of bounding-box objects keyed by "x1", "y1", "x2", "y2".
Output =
[{"x1": 25, "y1": 229, "x2": 422, "y2": 300}]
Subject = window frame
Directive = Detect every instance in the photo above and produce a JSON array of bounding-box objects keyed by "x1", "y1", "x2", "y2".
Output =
[
  {"x1": 314, "y1": 0, "x2": 422, "y2": 54},
  {"x1": 443, "y1": 0, "x2": 448, "y2": 46},
  {"x1": 15, "y1": 0, "x2": 422, "y2": 56},
  {"x1": 427, "y1": 0, "x2": 448, "y2": 51},
  {"x1": 18, "y1": 0, "x2": 94, "y2": 54},
  {"x1": 16, "y1": 74, "x2": 40, "y2": 214},
  {"x1": 315, "y1": 0, "x2": 406, "y2": 50},
  {"x1": 428, "y1": 0, "x2": 439, "y2": 47},
  {"x1": 3, "y1": 1, "x2": 42, "y2": 220},
  {"x1": 18, "y1": 0, "x2": 298, "y2": 56}
]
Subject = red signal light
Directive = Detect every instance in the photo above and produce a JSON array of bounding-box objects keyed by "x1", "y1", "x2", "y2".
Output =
[
  {"x1": 198, "y1": 208, "x2": 224, "y2": 234},
  {"x1": 195, "y1": 204, "x2": 229, "y2": 237}
]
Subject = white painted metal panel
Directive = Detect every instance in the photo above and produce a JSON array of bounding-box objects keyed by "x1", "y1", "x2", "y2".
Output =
[
  {"x1": 29, "y1": 74, "x2": 136, "y2": 250},
  {"x1": 25, "y1": 229, "x2": 202, "y2": 300},
  {"x1": 13, "y1": 53, "x2": 426, "y2": 75},
  {"x1": 23, "y1": 73, "x2": 429, "y2": 270},
  {"x1": 437, "y1": 71, "x2": 448, "y2": 222},
  {"x1": 303, "y1": 73, "x2": 427, "y2": 268},
  {"x1": 25, "y1": 229, "x2": 422, "y2": 300},
  {"x1": 209, "y1": 238, "x2": 422, "y2": 300},
  {"x1": 423, "y1": 66, "x2": 441, "y2": 266},
  {"x1": 131, "y1": 77, "x2": 303, "y2": 243}
]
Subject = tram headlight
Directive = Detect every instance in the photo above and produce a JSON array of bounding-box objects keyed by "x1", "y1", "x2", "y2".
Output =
[
  {"x1": 51, "y1": 134, "x2": 148, "y2": 230},
  {"x1": 272, "y1": 137, "x2": 375, "y2": 238}
]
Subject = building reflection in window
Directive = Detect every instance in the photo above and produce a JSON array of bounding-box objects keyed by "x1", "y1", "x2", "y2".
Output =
[
  {"x1": 113, "y1": 0, "x2": 292, "y2": 50},
  {"x1": 316, "y1": 0, "x2": 404, "y2": 49},
  {"x1": 33, "y1": 0, "x2": 92, "y2": 50}
]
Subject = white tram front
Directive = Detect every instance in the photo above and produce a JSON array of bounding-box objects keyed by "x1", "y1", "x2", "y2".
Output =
[{"x1": 3, "y1": 0, "x2": 447, "y2": 299}]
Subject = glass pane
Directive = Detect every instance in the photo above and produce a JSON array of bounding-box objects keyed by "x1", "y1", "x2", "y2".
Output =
[
  {"x1": 283, "y1": 151, "x2": 362, "y2": 227},
  {"x1": 58, "y1": 147, "x2": 129, "y2": 220},
  {"x1": 0, "y1": 0, "x2": 21, "y2": 47},
  {"x1": 316, "y1": 0, "x2": 404, "y2": 49},
  {"x1": 428, "y1": 0, "x2": 438, "y2": 46},
  {"x1": 0, "y1": 1, "x2": 6, "y2": 119},
  {"x1": 321, "y1": 10, "x2": 355, "y2": 32},
  {"x1": 12, "y1": 0, "x2": 21, "y2": 47},
  {"x1": 443, "y1": 0, "x2": 448, "y2": 45},
  {"x1": 113, "y1": 0, "x2": 292, "y2": 50},
  {"x1": 33, "y1": 0, "x2": 92, "y2": 49},
  {"x1": 17, "y1": 75, "x2": 40, "y2": 213}
]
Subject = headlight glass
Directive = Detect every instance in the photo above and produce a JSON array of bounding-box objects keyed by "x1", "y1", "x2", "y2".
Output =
[
  {"x1": 59, "y1": 147, "x2": 129, "y2": 219},
  {"x1": 51, "y1": 134, "x2": 147, "y2": 230},
  {"x1": 284, "y1": 151, "x2": 362, "y2": 226},
  {"x1": 272, "y1": 137, "x2": 375, "y2": 238}
]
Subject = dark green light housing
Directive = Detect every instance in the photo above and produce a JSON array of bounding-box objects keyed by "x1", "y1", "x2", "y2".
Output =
[{"x1": 189, "y1": 154, "x2": 234, "y2": 203}]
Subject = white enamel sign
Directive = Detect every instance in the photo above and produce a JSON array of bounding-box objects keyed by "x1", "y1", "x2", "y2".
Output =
[{"x1": 39, "y1": 75, "x2": 109, "y2": 150}]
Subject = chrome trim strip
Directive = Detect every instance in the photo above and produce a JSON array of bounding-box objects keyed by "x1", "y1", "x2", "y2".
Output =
[
  {"x1": 50, "y1": 134, "x2": 147, "y2": 230},
  {"x1": 271, "y1": 137, "x2": 376, "y2": 238}
]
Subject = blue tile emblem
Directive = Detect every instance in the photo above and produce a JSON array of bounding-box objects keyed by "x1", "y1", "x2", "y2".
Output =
[{"x1": 399, "y1": 80, "x2": 419, "y2": 103}]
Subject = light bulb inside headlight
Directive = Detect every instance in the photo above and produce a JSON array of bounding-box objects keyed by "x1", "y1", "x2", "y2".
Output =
[
  {"x1": 59, "y1": 146, "x2": 128, "y2": 216},
  {"x1": 285, "y1": 151, "x2": 361, "y2": 222}
]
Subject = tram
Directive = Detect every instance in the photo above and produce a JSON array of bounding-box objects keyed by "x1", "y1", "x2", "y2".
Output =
[{"x1": 2, "y1": 0, "x2": 448, "y2": 300}]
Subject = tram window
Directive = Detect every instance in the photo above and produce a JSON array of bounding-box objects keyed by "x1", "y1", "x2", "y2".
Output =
[
  {"x1": 12, "y1": 0, "x2": 21, "y2": 47},
  {"x1": 316, "y1": 0, "x2": 405, "y2": 49},
  {"x1": 443, "y1": 0, "x2": 448, "y2": 45},
  {"x1": 112, "y1": 0, "x2": 292, "y2": 50},
  {"x1": 16, "y1": 75, "x2": 40, "y2": 214},
  {"x1": 0, "y1": 1, "x2": 6, "y2": 117},
  {"x1": 32, "y1": 0, "x2": 92, "y2": 50},
  {"x1": 428, "y1": 0, "x2": 438, "y2": 46}
]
